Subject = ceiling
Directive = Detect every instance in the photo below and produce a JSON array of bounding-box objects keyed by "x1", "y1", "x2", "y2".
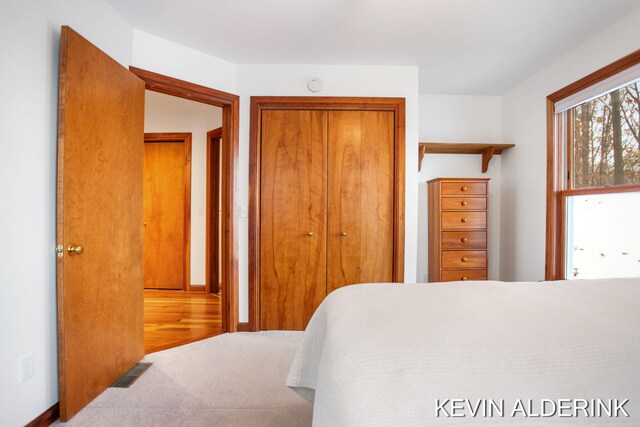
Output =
[{"x1": 107, "y1": 0, "x2": 640, "y2": 95}]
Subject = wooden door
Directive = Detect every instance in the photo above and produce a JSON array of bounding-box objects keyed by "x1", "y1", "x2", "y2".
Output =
[
  {"x1": 56, "y1": 27, "x2": 145, "y2": 420},
  {"x1": 327, "y1": 111, "x2": 394, "y2": 293},
  {"x1": 259, "y1": 110, "x2": 328, "y2": 330},
  {"x1": 143, "y1": 140, "x2": 187, "y2": 289}
]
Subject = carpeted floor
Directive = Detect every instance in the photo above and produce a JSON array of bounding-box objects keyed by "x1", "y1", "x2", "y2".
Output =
[{"x1": 56, "y1": 332, "x2": 312, "y2": 426}]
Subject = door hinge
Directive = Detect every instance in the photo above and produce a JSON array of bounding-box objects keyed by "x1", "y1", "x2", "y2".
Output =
[{"x1": 55, "y1": 244, "x2": 64, "y2": 257}]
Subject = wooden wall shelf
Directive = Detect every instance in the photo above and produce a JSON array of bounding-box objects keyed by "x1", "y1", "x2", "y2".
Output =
[{"x1": 418, "y1": 142, "x2": 515, "y2": 173}]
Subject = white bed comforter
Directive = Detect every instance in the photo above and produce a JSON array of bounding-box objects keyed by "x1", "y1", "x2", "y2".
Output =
[{"x1": 286, "y1": 279, "x2": 640, "y2": 426}]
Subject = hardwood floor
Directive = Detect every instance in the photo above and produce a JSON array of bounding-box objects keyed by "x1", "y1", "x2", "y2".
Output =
[{"x1": 144, "y1": 289, "x2": 223, "y2": 354}]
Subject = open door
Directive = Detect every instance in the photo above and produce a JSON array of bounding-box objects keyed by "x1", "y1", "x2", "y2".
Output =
[{"x1": 56, "y1": 26, "x2": 145, "y2": 421}]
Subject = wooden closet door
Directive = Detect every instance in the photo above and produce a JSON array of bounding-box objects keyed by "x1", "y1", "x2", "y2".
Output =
[
  {"x1": 327, "y1": 111, "x2": 394, "y2": 293},
  {"x1": 260, "y1": 110, "x2": 328, "y2": 330}
]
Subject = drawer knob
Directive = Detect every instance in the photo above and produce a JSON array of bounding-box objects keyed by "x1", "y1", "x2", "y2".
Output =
[
  {"x1": 461, "y1": 237, "x2": 468, "y2": 243},
  {"x1": 461, "y1": 201, "x2": 468, "y2": 206},
  {"x1": 461, "y1": 186, "x2": 468, "y2": 191},
  {"x1": 461, "y1": 218, "x2": 467, "y2": 223},
  {"x1": 461, "y1": 257, "x2": 468, "y2": 262},
  {"x1": 461, "y1": 276, "x2": 468, "y2": 281}
]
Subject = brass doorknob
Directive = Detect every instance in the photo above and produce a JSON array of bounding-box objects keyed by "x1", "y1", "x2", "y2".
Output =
[
  {"x1": 67, "y1": 244, "x2": 84, "y2": 256},
  {"x1": 341, "y1": 231, "x2": 348, "y2": 237},
  {"x1": 307, "y1": 232, "x2": 314, "y2": 237}
]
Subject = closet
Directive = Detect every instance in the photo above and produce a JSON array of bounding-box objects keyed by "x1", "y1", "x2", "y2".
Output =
[{"x1": 252, "y1": 98, "x2": 405, "y2": 330}]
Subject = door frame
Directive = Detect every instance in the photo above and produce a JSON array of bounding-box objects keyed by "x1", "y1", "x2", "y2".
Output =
[
  {"x1": 131, "y1": 67, "x2": 239, "y2": 332},
  {"x1": 248, "y1": 96, "x2": 406, "y2": 331},
  {"x1": 143, "y1": 132, "x2": 192, "y2": 291},
  {"x1": 206, "y1": 127, "x2": 222, "y2": 294}
]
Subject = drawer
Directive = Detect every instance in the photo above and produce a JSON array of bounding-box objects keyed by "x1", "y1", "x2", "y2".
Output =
[
  {"x1": 441, "y1": 181, "x2": 487, "y2": 195},
  {"x1": 441, "y1": 231, "x2": 487, "y2": 249},
  {"x1": 441, "y1": 211, "x2": 486, "y2": 230},
  {"x1": 441, "y1": 197, "x2": 486, "y2": 211},
  {"x1": 441, "y1": 269, "x2": 487, "y2": 282},
  {"x1": 442, "y1": 250, "x2": 487, "y2": 269}
]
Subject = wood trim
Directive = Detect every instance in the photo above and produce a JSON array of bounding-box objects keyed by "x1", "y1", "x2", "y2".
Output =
[
  {"x1": 26, "y1": 402, "x2": 60, "y2": 427},
  {"x1": 394, "y1": 101, "x2": 406, "y2": 282},
  {"x1": 208, "y1": 127, "x2": 223, "y2": 139},
  {"x1": 545, "y1": 49, "x2": 640, "y2": 280},
  {"x1": 206, "y1": 128, "x2": 222, "y2": 294},
  {"x1": 144, "y1": 133, "x2": 192, "y2": 292},
  {"x1": 236, "y1": 322, "x2": 251, "y2": 332},
  {"x1": 561, "y1": 184, "x2": 640, "y2": 197},
  {"x1": 248, "y1": 96, "x2": 406, "y2": 332},
  {"x1": 132, "y1": 67, "x2": 240, "y2": 332},
  {"x1": 546, "y1": 99, "x2": 563, "y2": 280},
  {"x1": 566, "y1": 108, "x2": 574, "y2": 190},
  {"x1": 130, "y1": 66, "x2": 239, "y2": 106},
  {"x1": 548, "y1": 49, "x2": 640, "y2": 103},
  {"x1": 143, "y1": 132, "x2": 191, "y2": 142},
  {"x1": 248, "y1": 99, "x2": 260, "y2": 333}
]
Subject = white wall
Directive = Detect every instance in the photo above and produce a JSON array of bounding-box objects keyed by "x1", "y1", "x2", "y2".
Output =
[
  {"x1": 419, "y1": 95, "x2": 502, "y2": 143},
  {"x1": 144, "y1": 91, "x2": 223, "y2": 285},
  {"x1": 417, "y1": 95, "x2": 503, "y2": 282},
  {"x1": 0, "y1": 1, "x2": 133, "y2": 425},
  {"x1": 500, "y1": 8, "x2": 640, "y2": 281},
  {"x1": 132, "y1": 30, "x2": 237, "y2": 95}
]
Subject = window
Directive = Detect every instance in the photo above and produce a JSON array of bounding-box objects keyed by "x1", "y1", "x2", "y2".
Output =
[
  {"x1": 546, "y1": 51, "x2": 640, "y2": 280},
  {"x1": 566, "y1": 192, "x2": 640, "y2": 279},
  {"x1": 570, "y1": 84, "x2": 640, "y2": 188}
]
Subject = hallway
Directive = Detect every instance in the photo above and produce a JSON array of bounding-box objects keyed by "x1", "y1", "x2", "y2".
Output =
[{"x1": 144, "y1": 290, "x2": 223, "y2": 353}]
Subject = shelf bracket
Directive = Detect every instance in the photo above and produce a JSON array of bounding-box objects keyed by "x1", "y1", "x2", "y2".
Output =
[
  {"x1": 418, "y1": 144, "x2": 428, "y2": 172},
  {"x1": 481, "y1": 146, "x2": 495, "y2": 173}
]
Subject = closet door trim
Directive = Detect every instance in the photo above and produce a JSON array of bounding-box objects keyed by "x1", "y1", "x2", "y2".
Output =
[{"x1": 248, "y1": 97, "x2": 406, "y2": 331}]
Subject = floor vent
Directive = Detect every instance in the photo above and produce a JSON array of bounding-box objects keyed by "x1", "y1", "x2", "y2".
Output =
[{"x1": 110, "y1": 363, "x2": 152, "y2": 388}]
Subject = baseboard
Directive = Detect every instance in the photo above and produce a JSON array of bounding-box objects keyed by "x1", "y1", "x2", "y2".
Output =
[
  {"x1": 237, "y1": 322, "x2": 251, "y2": 332},
  {"x1": 26, "y1": 402, "x2": 59, "y2": 427},
  {"x1": 188, "y1": 284, "x2": 206, "y2": 292}
]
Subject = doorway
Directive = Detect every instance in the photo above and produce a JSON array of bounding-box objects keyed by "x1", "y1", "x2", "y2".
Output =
[
  {"x1": 142, "y1": 91, "x2": 224, "y2": 352},
  {"x1": 130, "y1": 66, "x2": 239, "y2": 334}
]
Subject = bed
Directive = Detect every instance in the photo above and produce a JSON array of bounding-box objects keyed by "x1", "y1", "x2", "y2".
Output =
[{"x1": 286, "y1": 279, "x2": 640, "y2": 426}]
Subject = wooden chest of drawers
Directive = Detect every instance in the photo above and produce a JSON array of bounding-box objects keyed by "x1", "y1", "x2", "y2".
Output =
[{"x1": 428, "y1": 178, "x2": 489, "y2": 282}]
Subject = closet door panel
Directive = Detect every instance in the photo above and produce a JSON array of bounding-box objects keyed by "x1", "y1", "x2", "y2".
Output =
[
  {"x1": 260, "y1": 110, "x2": 328, "y2": 330},
  {"x1": 327, "y1": 111, "x2": 394, "y2": 293}
]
